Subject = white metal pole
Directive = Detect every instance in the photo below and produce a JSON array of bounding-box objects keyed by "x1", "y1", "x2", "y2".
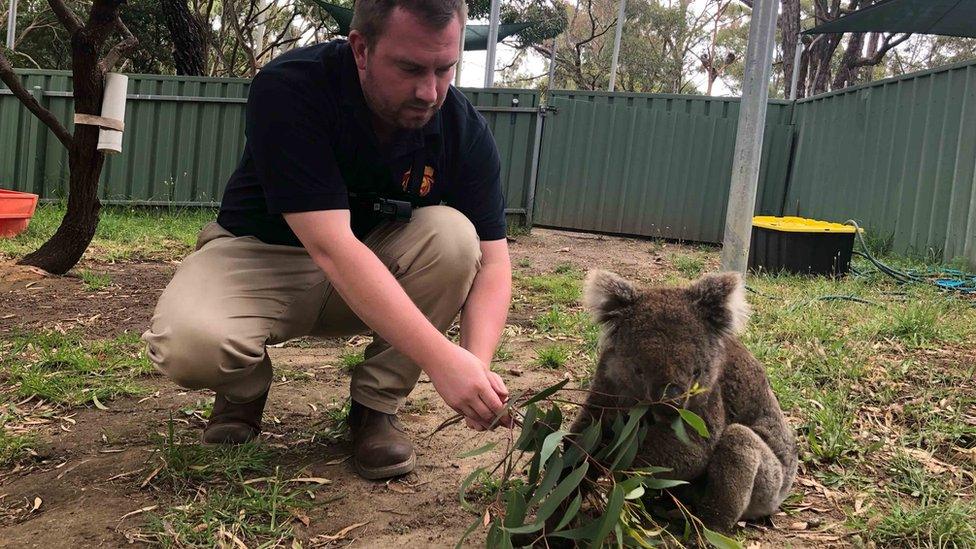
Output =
[
  {"x1": 484, "y1": 0, "x2": 501, "y2": 88},
  {"x1": 455, "y1": 17, "x2": 465, "y2": 87},
  {"x1": 6, "y1": 0, "x2": 18, "y2": 50},
  {"x1": 789, "y1": 34, "x2": 803, "y2": 100},
  {"x1": 719, "y1": 0, "x2": 779, "y2": 273},
  {"x1": 608, "y1": 0, "x2": 626, "y2": 91}
]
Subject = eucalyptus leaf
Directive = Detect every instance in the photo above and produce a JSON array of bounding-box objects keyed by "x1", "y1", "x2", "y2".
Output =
[
  {"x1": 522, "y1": 378, "x2": 569, "y2": 406},
  {"x1": 703, "y1": 527, "x2": 744, "y2": 549},
  {"x1": 671, "y1": 415, "x2": 691, "y2": 445},
  {"x1": 459, "y1": 466, "x2": 486, "y2": 513},
  {"x1": 678, "y1": 408, "x2": 710, "y2": 438},
  {"x1": 553, "y1": 492, "x2": 583, "y2": 532},
  {"x1": 457, "y1": 441, "x2": 497, "y2": 459},
  {"x1": 588, "y1": 484, "x2": 625, "y2": 549}
]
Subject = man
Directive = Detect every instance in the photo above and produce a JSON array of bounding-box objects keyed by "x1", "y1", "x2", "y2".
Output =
[{"x1": 142, "y1": 0, "x2": 513, "y2": 480}]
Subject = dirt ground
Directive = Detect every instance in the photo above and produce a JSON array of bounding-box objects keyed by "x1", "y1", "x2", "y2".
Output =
[{"x1": 0, "y1": 229, "x2": 861, "y2": 548}]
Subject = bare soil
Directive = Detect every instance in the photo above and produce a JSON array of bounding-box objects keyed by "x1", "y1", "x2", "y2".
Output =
[{"x1": 0, "y1": 229, "x2": 847, "y2": 548}]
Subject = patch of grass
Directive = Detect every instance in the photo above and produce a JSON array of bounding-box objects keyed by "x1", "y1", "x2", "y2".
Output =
[
  {"x1": 534, "y1": 306, "x2": 587, "y2": 335},
  {"x1": 77, "y1": 269, "x2": 112, "y2": 291},
  {"x1": 522, "y1": 273, "x2": 582, "y2": 305},
  {"x1": 403, "y1": 396, "x2": 434, "y2": 415},
  {"x1": 145, "y1": 467, "x2": 317, "y2": 548},
  {"x1": 0, "y1": 204, "x2": 215, "y2": 261},
  {"x1": 310, "y1": 399, "x2": 351, "y2": 444},
  {"x1": 801, "y1": 391, "x2": 857, "y2": 465},
  {"x1": 0, "y1": 331, "x2": 153, "y2": 406},
  {"x1": 672, "y1": 254, "x2": 705, "y2": 279},
  {"x1": 871, "y1": 299, "x2": 958, "y2": 347},
  {"x1": 857, "y1": 496, "x2": 976, "y2": 548},
  {"x1": 152, "y1": 419, "x2": 274, "y2": 488},
  {"x1": 0, "y1": 428, "x2": 35, "y2": 468},
  {"x1": 534, "y1": 344, "x2": 570, "y2": 370},
  {"x1": 493, "y1": 344, "x2": 514, "y2": 362},
  {"x1": 515, "y1": 258, "x2": 531, "y2": 268},
  {"x1": 467, "y1": 470, "x2": 524, "y2": 502},
  {"x1": 336, "y1": 349, "x2": 365, "y2": 372},
  {"x1": 506, "y1": 221, "x2": 531, "y2": 238},
  {"x1": 553, "y1": 263, "x2": 581, "y2": 276}
]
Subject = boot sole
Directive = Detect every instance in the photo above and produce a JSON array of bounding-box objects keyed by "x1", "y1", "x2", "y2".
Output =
[{"x1": 354, "y1": 452, "x2": 417, "y2": 480}]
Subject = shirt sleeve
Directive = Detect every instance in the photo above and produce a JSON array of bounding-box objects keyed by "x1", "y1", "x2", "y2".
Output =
[
  {"x1": 245, "y1": 66, "x2": 349, "y2": 214},
  {"x1": 446, "y1": 120, "x2": 508, "y2": 241}
]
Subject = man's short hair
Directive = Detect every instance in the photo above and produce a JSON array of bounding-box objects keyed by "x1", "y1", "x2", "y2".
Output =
[{"x1": 350, "y1": 0, "x2": 466, "y2": 47}]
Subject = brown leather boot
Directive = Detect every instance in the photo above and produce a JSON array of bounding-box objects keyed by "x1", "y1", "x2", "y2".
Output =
[
  {"x1": 349, "y1": 400, "x2": 416, "y2": 480},
  {"x1": 201, "y1": 390, "x2": 268, "y2": 444}
]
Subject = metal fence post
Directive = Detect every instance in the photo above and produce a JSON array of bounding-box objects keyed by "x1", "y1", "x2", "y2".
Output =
[
  {"x1": 719, "y1": 0, "x2": 779, "y2": 273},
  {"x1": 525, "y1": 103, "x2": 546, "y2": 228}
]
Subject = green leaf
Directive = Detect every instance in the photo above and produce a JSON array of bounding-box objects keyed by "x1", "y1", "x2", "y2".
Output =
[
  {"x1": 504, "y1": 486, "x2": 529, "y2": 528},
  {"x1": 678, "y1": 408, "x2": 710, "y2": 438},
  {"x1": 522, "y1": 379, "x2": 569, "y2": 406},
  {"x1": 553, "y1": 492, "x2": 582, "y2": 532},
  {"x1": 624, "y1": 486, "x2": 645, "y2": 500},
  {"x1": 490, "y1": 389, "x2": 526, "y2": 429},
  {"x1": 588, "y1": 484, "x2": 625, "y2": 549},
  {"x1": 457, "y1": 441, "x2": 498, "y2": 459},
  {"x1": 579, "y1": 421, "x2": 602, "y2": 453},
  {"x1": 671, "y1": 415, "x2": 690, "y2": 445},
  {"x1": 614, "y1": 523, "x2": 625, "y2": 549},
  {"x1": 506, "y1": 463, "x2": 590, "y2": 535},
  {"x1": 539, "y1": 430, "x2": 569, "y2": 470},
  {"x1": 550, "y1": 519, "x2": 601, "y2": 541},
  {"x1": 535, "y1": 462, "x2": 589, "y2": 523},
  {"x1": 703, "y1": 527, "x2": 744, "y2": 549},
  {"x1": 527, "y1": 454, "x2": 565, "y2": 509},
  {"x1": 606, "y1": 406, "x2": 648, "y2": 455},
  {"x1": 515, "y1": 404, "x2": 540, "y2": 451},
  {"x1": 459, "y1": 466, "x2": 486, "y2": 513},
  {"x1": 454, "y1": 515, "x2": 482, "y2": 549},
  {"x1": 643, "y1": 477, "x2": 688, "y2": 490}
]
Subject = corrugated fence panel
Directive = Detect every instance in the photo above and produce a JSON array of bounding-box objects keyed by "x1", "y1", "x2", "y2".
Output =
[
  {"x1": 534, "y1": 95, "x2": 793, "y2": 242},
  {"x1": 1, "y1": 70, "x2": 538, "y2": 220},
  {"x1": 785, "y1": 59, "x2": 976, "y2": 262}
]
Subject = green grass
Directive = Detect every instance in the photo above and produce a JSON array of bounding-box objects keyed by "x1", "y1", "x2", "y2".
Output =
[
  {"x1": 672, "y1": 254, "x2": 706, "y2": 279},
  {"x1": 0, "y1": 428, "x2": 35, "y2": 468},
  {"x1": 77, "y1": 269, "x2": 112, "y2": 291},
  {"x1": 522, "y1": 273, "x2": 582, "y2": 305},
  {"x1": 336, "y1": 349, "x2": 365, "y2": 372},
  {"x1": 534, "y1": 344, "x2": 570, "y2": 369},
  {"x1": 152, "y1": 420, "x2": 275, "y2": 488},
  {"x1": 0, "y1": 331, "x2": 154, "y2": 406},
  {"x1": 0, "y1": 204, "x2": 215, "y2": 261},
  {"x1": 493, "y1": 343, "x2": 514, "y2": 362},
  {"x1": 857, "y1": 497, "x2": 976, "y2": 548}
]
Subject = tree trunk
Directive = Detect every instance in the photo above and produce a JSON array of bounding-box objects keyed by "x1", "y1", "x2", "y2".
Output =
[
  {"x1": 17, "y1": 0, "x2": 135, "y2": 275},
  {"x1": 160, "y1": 0, "x2": 207, "y2": 76},
  {"x1": 779, "y1": 0, "x2": 799, "y2": 97}
]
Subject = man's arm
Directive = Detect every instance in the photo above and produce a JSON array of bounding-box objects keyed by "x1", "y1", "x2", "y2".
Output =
[
  {"x1": 460, "y1": 238, "x2": 512, "y2": 398},
  {"x1": 284, "y1": 209, "x2": 511, "y2": 429}
]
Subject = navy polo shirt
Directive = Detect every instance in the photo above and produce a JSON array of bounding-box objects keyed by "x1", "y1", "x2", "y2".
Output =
[{"x1": 217, "y1": 39, "x2": 507, "y2": 247}]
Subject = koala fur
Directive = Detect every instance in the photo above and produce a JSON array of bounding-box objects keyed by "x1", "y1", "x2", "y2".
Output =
[{"x1": 571, "y1": 270, "x2": 797, "y2": 532}]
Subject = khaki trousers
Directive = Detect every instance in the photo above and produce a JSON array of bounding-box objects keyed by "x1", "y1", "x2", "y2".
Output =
[{"x1": 141, "y1": 205, "x2": 482, "y2": 414}]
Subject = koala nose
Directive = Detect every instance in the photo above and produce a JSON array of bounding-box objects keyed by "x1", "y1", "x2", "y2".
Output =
[{"x1": 661, "y1": 385, "x2": 684, "y2": 401}]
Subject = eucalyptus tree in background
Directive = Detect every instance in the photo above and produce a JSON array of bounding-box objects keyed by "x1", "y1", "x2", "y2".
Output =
[{"x1": 0, "y1": 0, "x2": 138, "y2": 274}]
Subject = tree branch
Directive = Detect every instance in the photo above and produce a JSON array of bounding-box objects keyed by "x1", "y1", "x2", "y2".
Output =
[
  {"x1": 47, "y1": 0, "x2": 84, "y2": 33},
  {"x1": 97, "y1": 19, "x2": 139, "y2": 73},
  {"x1": 852, "y1": 32, "x2": 912, "y2": 67},
  {"x1": 0, "y1": 51, "x2": 73, "y2": 148}
]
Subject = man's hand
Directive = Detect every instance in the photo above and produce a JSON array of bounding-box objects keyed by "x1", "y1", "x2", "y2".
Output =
[{"x1": 427, "y1": 344, "x2": 513, "y2": 431}]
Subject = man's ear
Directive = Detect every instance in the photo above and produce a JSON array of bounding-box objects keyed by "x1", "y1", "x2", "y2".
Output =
[
  {"x1": 583, "y1": 270, "x2": 638, "y2": 325},
  {"x1": 348, "y1": 30, "x2": 369, "y2": 70},
  {"x1": 685, "y1": 272, "x2": 750, "y2": 336}
]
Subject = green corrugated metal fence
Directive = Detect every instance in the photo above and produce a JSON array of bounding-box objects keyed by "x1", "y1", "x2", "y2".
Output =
[
  {"x1": 785, "y1": 58, "x2": 976, "y2": 262},
  {"x1": 4, "y1": 60, "x2": 976, "y2": 260},
  {"x1": 0, "y1": 70, "x2": 540, "y2": 224},
  {"x1": 532, "y1": 94, "x2": 794, "y2": 243}
]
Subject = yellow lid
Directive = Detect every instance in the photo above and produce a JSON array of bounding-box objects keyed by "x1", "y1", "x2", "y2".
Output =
[{"x1": 752, "y1": 216, "x2": 859, "y2": 234}]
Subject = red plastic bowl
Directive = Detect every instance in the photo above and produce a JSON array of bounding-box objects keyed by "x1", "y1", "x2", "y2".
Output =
[{"x1": 0, "y1": 189, "x2": 40, "y2": 238}]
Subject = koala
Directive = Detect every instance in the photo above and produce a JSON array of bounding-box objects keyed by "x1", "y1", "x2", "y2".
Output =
[{"x1": 570, "y1": 270, "x2": 797, "y2": 533}]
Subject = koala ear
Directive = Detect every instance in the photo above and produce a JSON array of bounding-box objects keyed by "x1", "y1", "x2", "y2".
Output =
[
  {"x1": 686, "y1": 272, "x2": 751, "y2": 336},
  {"x1": 583, "y1": 270, "x2": 638, "y2": 324}
]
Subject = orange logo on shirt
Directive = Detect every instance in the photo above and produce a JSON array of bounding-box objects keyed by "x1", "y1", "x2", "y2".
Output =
[{"x1": 401, "y1": 166, "x2": 434, "y2": 197}]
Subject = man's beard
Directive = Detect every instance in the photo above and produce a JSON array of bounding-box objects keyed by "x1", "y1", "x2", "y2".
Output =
[{"x1": 363, "y1": 73, "x2": 437, "y2": 130}]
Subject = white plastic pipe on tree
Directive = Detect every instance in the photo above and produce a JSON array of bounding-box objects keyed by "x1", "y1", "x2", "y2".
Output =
[{"x1": 97, "y1": 73, "x2": 128, "y2": 154}]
